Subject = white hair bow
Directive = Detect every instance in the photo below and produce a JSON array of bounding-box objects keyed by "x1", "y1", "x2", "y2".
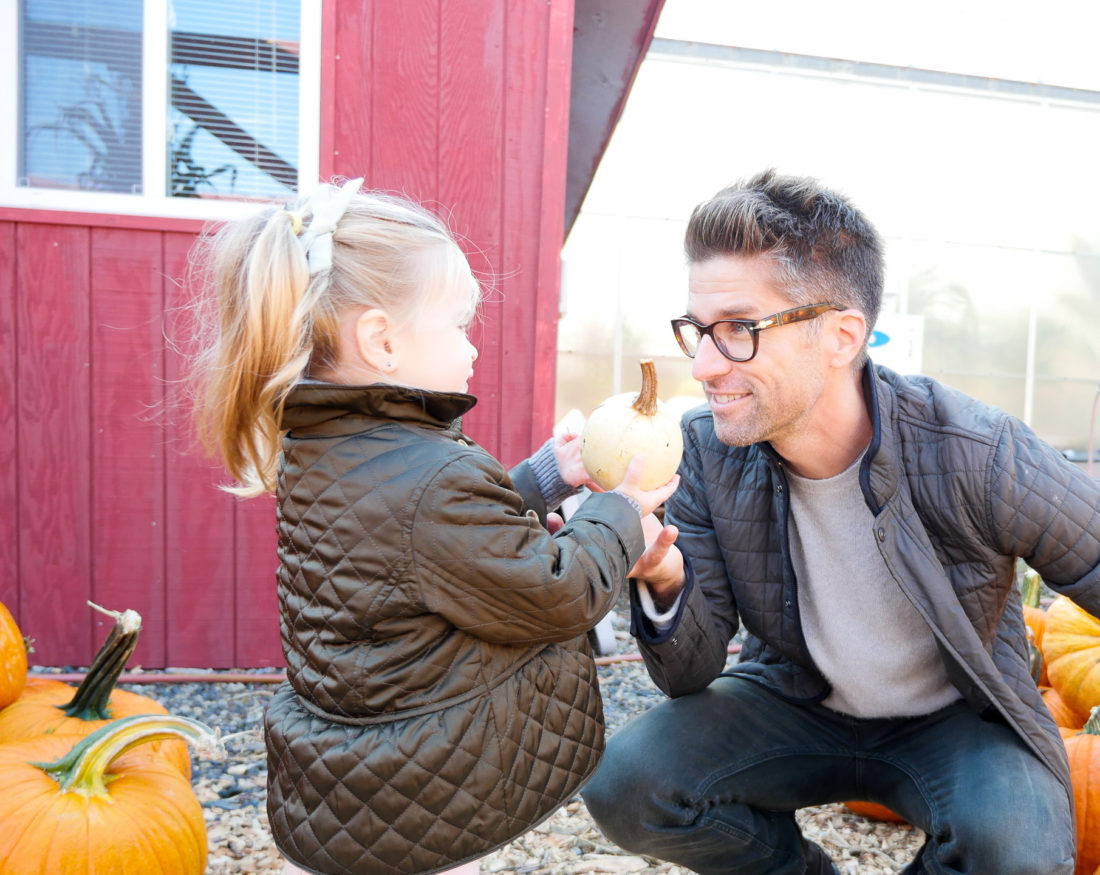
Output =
[{"x1": 296, "y1": 177, "x2": 364, "y2": 274}]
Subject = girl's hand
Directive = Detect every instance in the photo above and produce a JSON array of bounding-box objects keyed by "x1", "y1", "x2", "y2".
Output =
[
  {"x1": 554, "y1": 432, "x2": 597, "y2": 489},
  {"x1": 613, "y1": 455, "x2": 680, "y2": 518}
]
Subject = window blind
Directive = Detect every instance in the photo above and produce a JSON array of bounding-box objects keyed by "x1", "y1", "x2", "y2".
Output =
[
  {"x1": 21, "y1": 0, "x2": 143, "y2": 192},
  {"x1": 168, "y1": 0, "x2": 301, "y2": 199},
  {"x1": 18, "y1": 0, "x2": 301, "y2": 199}
]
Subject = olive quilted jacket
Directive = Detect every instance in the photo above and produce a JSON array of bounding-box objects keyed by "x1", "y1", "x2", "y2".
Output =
[
  {"x1": 265, "y1": 382, "x2": 644, "y2": 875},
  {"x1": 632, "y1": 364, "x2": 1100, "y2": 809}
]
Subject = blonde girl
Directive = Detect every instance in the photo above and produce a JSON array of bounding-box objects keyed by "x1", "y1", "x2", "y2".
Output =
[{"x1": 189, "y1": 178, "x2": 678, "y2": 875}]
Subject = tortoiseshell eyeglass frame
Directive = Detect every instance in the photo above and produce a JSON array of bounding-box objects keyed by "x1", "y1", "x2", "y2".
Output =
[{"x1": 670, "y1": 303, "x2": 845, "y2": 363}]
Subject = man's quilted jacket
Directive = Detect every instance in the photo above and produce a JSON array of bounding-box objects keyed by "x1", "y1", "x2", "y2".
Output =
[
  {"x1": 266, "y1": 382, "x2": 644, "y2": 875},
  {"x1": 632, "y1": 363, "x2": 1100, "y2": 808}
]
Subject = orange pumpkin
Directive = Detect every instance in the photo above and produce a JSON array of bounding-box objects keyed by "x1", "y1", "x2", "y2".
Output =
[
  {"x1": 0, "y1": 599, "x2": 28, "y2": 709},
  {"x1": 1042, "y1": 685, "x2": 1089, "y2": 732},
  {"x1": 842, "y1": 800, "x2": 906, "y2": 823},
  {"x1": 1042, "y1": 596, "x2": 1100, "y2": 720},
  {"x1": 0, "y1": 713, "x2": 216, "y2": 874},
  {"x1": 1063, "y1": 707, "x2": 1100, "y2": 875},
  {"x1": 0, "y1": 607, "x2": 190, "y2": 777},
  {"x1": 1022, "y1": 568, "x2": 1048, "y2": 686}
]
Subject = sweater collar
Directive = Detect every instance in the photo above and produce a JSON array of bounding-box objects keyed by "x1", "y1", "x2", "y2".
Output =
[{"x1": 281, "y1": 381, "x2": 477, "y2": 433}]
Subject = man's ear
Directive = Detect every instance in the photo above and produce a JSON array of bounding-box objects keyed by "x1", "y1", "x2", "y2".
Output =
[
  {"x1": 353, "y1": 308, "x2": 396, "y2": 374},
  {"x1": 829, "y1": 309, "x2": 867, "y2": 368}
]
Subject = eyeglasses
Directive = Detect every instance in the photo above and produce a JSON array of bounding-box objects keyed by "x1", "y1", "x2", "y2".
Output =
[{"x1": 670, "y1": 303, "x2": 844, "y2": 363}]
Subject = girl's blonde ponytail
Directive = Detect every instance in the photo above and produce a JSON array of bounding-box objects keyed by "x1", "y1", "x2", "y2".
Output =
[
  {"x1": 192, "y1": 206, "x2": 313, "y2": 496},
  {"x1": 187, "y1": 180, "x2": 470, "y2": 497}
]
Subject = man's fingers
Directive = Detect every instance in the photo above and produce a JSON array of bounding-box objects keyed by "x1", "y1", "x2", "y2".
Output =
[{"x1": 637, "y1": 524, "x2": 678, "y2": 567}]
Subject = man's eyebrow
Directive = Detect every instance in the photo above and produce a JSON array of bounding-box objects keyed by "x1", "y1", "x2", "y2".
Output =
[{"x1": 685, "y1": 305, "x2": 757, "y2": 321}]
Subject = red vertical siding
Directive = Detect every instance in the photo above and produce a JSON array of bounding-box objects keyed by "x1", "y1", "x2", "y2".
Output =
[
  {"x1": 493, "y1": 0, "x2": 544, "y2": 462},
  {"x1": 439, "y1": 0, "x2": 506, "y2": 455},
  {"x1": 0, "y1": 224, "x2": 17, "y2": 627},
  {"x1": 234, "y1": 493, "x2": 281, "y2": 667},
  {"x1": 496, "y1": 0, "x2": 576, "y2": 463},
  {"x1": 317, "y1": 0, "x2": 340, "y2": 181},
  {"x1": 16, "y1": 225, "x2": 94, "y2": 665},
  {"x1": 0, "y1": 221, "x2": 284, "y2": 668},
  {"x1": 532, "y1": 0, "x2": 575, "y2": 447},
  {"x1": 89, "y1": 229, "x2": 168, "y2": 668},
  {"x1": 161, "y1": 232, "x2": 243, "y2": 669},
  {"x1": 367, "y1": 0, "x2": 439, "y2": 196},
  {"x1": 329, "y1": 0, "x2": 572, "y2": 466}
]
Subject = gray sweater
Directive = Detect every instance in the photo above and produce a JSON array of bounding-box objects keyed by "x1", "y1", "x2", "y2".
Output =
[{"x1": 786, "y1": 452, "x2": 959, "y2": 717}]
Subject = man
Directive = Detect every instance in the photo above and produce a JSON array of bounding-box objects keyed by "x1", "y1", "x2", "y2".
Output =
[{"x1": 581, "y1": 169, "x2": 1100, "y2": 874}]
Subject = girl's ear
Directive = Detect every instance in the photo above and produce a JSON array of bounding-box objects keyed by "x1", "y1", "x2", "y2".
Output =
[{"x1": 353, "y1": 308, "x2": 396, "y2": 374}]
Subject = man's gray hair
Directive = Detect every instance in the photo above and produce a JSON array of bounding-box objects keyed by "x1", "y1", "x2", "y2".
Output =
[{"x1": 685, "y1": 169, "x2": 885, "y2": 340}]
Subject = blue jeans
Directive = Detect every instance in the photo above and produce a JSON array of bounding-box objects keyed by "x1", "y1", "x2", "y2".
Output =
[{"x1": 582, "y1": 676, "x2": 1074, "y2": 874}]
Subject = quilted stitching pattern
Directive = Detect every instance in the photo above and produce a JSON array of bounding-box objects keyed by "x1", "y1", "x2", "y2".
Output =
[
  {"x1": 266, "y1": 386, "x2": 635, "y2": 874},
  {"x1": 645, "y1": 366, "x2": 1099, "y2": 791},
  {"x1": 267, "y1": 648, "x2": 603, "y2": 874}
]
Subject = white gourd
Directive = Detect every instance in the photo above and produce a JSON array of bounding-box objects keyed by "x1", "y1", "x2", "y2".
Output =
[{"x1": 580, "y1": 359, "x2": 684, "y2": 490}]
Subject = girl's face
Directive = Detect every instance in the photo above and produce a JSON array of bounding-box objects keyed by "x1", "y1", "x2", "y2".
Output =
[{"x1": 389, "y1": 254, "x2": 480, "y2": 394}]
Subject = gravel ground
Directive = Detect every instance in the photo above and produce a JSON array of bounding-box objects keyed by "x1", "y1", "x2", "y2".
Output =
[{"x1": 81, "y1": 606, "x2": 925, "y2": 874}]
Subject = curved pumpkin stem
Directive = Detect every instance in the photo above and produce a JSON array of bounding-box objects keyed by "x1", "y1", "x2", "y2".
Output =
[
  {"x1": 1083, "y1": 706, "x2": 1100, "y2": 736},
  {"x1": 1022, "y1": 568, "x2": 1043, "y2": 609},
  {"x1": 32, "y1": 713, "x2": 222, "y2": 797},
  {"x1": 60, "y1": 604, "x2": 142, "y2": 721},
  {"x1": 1027, "y1": 629, "x2": 1044, "y2": 686},
  {"x1": 632, "y1": 359, "x2": 659, "y2": 417}
]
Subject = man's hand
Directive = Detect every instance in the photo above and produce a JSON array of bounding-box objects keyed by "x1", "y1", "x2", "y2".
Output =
[{"x1": 629, "y1": 513, "x2": 684, "y2": 611}]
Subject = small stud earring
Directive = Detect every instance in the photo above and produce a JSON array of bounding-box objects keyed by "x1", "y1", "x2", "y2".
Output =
[{"x1": 386, "y1": 361, "x2": 393, "y2": 369}]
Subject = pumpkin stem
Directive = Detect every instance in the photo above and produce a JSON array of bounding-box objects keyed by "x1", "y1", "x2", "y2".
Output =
[
  {"x1": 31, "y1": 713, "x2": 222, "y2": 797},
  {"x1": 1083, "y1": 706, "x2": 1100, "y2": 736},
  {"x1": 1021, "y1": 568, "x2": 1043, "y2": 609},
  {"x1": 1026, "y1": 629, "x2": 1044, "y2": 686},
  {"x1": 59, "y1": 606, "x2": 142, "y2": 721},
  {"x1": 631, "y1": 359, "x2": 659, "y2": 417}
]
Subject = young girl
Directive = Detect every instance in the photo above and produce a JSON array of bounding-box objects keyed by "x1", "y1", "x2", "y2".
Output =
[{"x1": 189, "y1": 178, "x2": 679, "y2": 875}]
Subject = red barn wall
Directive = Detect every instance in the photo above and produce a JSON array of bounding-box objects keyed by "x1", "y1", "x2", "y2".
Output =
[
  {"x1": 322, "y1": 0, "x2": 573, "y2": 462},
  {"x1": 0, "y1": 0, "x2": 574, "y2": 668}
]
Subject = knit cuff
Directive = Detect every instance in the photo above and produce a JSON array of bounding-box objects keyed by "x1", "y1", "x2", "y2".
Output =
[
  {"x1": 528, "y1": 438, "x2": 580, "y2": 512},
  {"x1": 612, "y1": 492, "x2": 643, "y2": 517}
]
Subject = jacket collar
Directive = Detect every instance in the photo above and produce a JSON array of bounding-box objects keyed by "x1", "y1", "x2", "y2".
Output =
[
  {"x1": 859, "y1": 362, "x2": 902, "y2": 515},
  {"x1": 281, "y1": 381, "x2": 477, "y2": 434}
]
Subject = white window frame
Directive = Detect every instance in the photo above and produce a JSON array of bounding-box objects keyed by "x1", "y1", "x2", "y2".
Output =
[{"x1": 0, "y1": 0, "x2": 321, "y2": 220}]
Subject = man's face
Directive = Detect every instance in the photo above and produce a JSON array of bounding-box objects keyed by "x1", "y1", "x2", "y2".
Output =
[{"x1": 685, "y1": 254, "x2": 830, "y2": 448}]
